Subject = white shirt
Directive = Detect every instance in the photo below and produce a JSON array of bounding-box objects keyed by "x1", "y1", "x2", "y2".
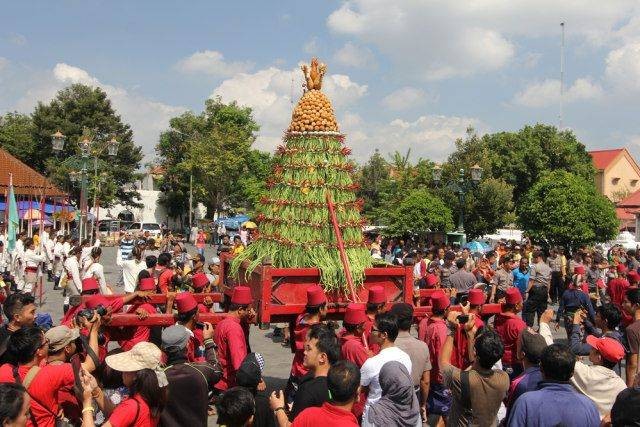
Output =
[
  {"x1": 0, "y1": 250, "x2": 10, "y2": 272},
  {"x1": 53, "y1": 242, "x2": 64, "y2": 259},
  {"x1": 360, "y1": 346, "x2": 412, "y2": 413},
  {"x1": 116, "y1": 258, "x2": 146, "y2": 293},
  {"x1": 44, "y1": 239, "x2": 55, "y2": 262},
  {"x1": 23, "y1": 248, "x2": 45, "y2": 268},
  {"x1": 83, "y1": 261, "x2": 109, "y2": 294},
  {"x1": 64, "y1": 256, "x2": 82, "y2": 293},
  {"x1": 62, "y1": 242, "x2": 71, "y2": 257}
]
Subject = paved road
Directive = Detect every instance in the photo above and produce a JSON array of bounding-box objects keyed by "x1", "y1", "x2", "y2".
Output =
[{"x1": 36, "y1": 244, "x2": 567, "y2": 425}]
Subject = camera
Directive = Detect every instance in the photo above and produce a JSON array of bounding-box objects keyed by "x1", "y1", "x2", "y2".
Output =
[
  {"x1": 77, "y1": 304, "x2": 108, "y2": 322},
  {"x1": 457, "y1": 314, "x2": 469, "y2": 324}
]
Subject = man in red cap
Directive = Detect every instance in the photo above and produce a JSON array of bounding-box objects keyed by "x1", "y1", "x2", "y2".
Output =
[
  {"x1": 214, "y1": 286, "x2": 253, "y2": 391},
  {"x1": 452, "y1": 289, "x2": 486, "y2": 369},
  {"x1": 494, "y1": 287, "x2": 526, "y2": 379},
  {"x1": 167, "y1": 291, "x2": 206, "y2": 362},
  {"x1": 190, "y1": 272, "x2": 214, "y2": 314},
  {"x1": 420, "y1": 289, "x2": 453, "y2": 420},
  {"x1": 363, "y1": 285, "x2": 386, "y2": 355},
  {"x1": 287, "y1": 285, "x2": 327, "y2": 403},
  {"x1": 340, "y1": 303, "x2": 370, "y2": 418},
  {"x1": 340, "y1": 304, "x2": 370, "y2": 368},
  {"x1": 608, "y1": 264, "x2": 630, "y2": 307},
  {"x1": 117, "y1": 274, "x2": 158, "y2": 351}
]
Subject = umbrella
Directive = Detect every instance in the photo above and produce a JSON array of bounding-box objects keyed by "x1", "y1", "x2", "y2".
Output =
[
  {"x1": 465, "y1": 241, "x2": 489, "y2": 253},
  {"x1": 242, "y1": 221, "x2": 257, "y2": 229}
]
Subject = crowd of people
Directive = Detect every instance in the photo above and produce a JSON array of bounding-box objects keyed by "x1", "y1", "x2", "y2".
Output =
[{"x1": 0, "y1": 225, "x2": 638, "y2": 426}]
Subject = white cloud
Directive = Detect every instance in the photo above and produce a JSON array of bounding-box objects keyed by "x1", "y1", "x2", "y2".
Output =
[
  {"x1": 211, "y1": 66, "x2": 367, "y2": 152},
  {"x1": 512, "y1": 77, "x2": 603, "y2": 107},
  {"x1": 344, "y1": 114, "x2": 486, "y2": 162},
  {"x1": 605, "y1": 41, "x2": 640, "y2": 92},
  {"x1": 176, "y1": 50, "x2": 254, "y2": 77},
  {"x1": 303, "y1": 37, "x2": 320, "y2": 54},
  {"x1": 381, "y1": 86, "x2": 435, "y2": 111},
  {"x1": 327, "y1": 0, "x2": 638, "y2": 80},
  {"x1": 333, "y1": 42, "x2": 375, "y2": 68},
  {"x1": 11, "y1": 63, "x2": 185, "y2": 159}
]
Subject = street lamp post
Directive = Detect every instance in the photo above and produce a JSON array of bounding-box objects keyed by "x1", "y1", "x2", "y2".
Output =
[
  {"x1": 432, "y1": 164, "x2": 483, "y2": 237},
  {"x1": 51, "y1": 131, "x2": 118, "y2": 242}
]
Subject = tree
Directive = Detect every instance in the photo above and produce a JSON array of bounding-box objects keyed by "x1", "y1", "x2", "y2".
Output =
[
  {"x1": 356, "y1": 149, "x2": 390, "y2": 223},
  {"x1": 447, "y1": 124, "x2": 594, "y2": 204},
  {"x1": 0, "y1": 112, "x2": 36, "y2": 161},
  {"x1": 456, "y1": 178, "x2": 514, "y2": 240},
  {"x1": 518, "y1": 171, "x2": 618, "y2": 250},
  {"x1": 383, "y1": 189, "x2": 454, "y2": 238},
  {"x1": 156, "y1": 98, "x2": 261, "y2": 222},
  {"x1": 30, "y1": 84, "x2": 143, "y2": 206}
]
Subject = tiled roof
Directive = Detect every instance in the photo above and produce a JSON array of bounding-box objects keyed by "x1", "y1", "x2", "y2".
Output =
[
  {"x1": 619, "y1": 189, "x2": 640, "y2": 208},
  {"x1": 589, "y1": 149, "x2": 624, "y2": 170},
  {"x1": 0, "y1": 148, "x2": 66, "y2": 197}
]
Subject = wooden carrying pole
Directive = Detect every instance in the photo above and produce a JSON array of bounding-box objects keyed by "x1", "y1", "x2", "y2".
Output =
[{"x1": 325, "y1": 191, "x2": 358, "y2": 302}]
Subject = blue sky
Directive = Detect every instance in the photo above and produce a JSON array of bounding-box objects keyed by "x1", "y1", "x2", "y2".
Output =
[{"x1": 2, "y1": 1, "x2": 640, "y2": 164}]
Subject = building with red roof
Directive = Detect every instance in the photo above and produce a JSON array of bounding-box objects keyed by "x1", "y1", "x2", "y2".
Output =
[{"x1": 589, "y1": 148, "x2": 640, "y2": 203}]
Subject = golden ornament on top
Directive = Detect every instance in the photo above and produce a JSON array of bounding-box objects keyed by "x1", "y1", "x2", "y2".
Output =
[{"x1": 288, "y1": 58, "x2": 339, "y2": 133}]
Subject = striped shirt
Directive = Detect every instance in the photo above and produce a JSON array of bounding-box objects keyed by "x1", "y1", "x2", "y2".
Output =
[{"x1": 119, "y1": 239, "x2": 135, "y2": 260}]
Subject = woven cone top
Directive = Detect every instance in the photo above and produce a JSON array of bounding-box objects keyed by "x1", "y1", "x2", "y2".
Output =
[{"x1": 288, "y1": 58, "x2": 339, "y2": 133}]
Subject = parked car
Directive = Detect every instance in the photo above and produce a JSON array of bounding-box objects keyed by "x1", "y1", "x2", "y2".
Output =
[{"x1": 127, "y1": 222, "x2": 162, "y2": 239}]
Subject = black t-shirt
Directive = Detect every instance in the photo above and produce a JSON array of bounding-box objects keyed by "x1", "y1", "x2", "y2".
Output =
[
  {"x1": 612, "y1": 387, "x2": 640, "y2": 426},
  {"x1": 0, "y1": 325, "x2": 13, "y2": 364},
  {"x1": 253, "y1": 391, "x2": 276, "y2": 427},
  {"x1": 290, "y1": 373, "x2": 328, "y2": 420}
]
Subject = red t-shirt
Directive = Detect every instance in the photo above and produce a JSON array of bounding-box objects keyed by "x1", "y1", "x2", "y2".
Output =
[
  {"x1": 118, "y1": 303, "x2": 156, "y2": 351},
  {"x1": 494, "y1": 313, "x2": 526, "y2": 365},
  {"x1": 340, "y1": 333, "x2": 370, "y2": 368},
  {"x1": 157, "y1": 268, "x2": 174, "y2": 293},
  {"x1": 292, "y1": 402, "x2": 359, "y2": 427},
  {"x1": 290, "y1": 314, "x2": 319, "y2": 377},
  {"x1": 423, "y1": 317, "x2": 448, "y2": 384},
  {"x1": 213, "y1": 316, "x2": 247, "y2": 390},
  {"x1": 608, "y1": 278, "x2": 630, "y2": 307},
  {"x1": 109, "y1": 394, "x2": 158, "y2": 427},
  {"x1": 0, "y1": 363, "x2": 75, "y2": 427},
  {"x1": 362, "y1": 316, "x2": 380, "y2": 355},
  {"x1": 452, "y1": 316, "x2": 485, "y2": 369}
]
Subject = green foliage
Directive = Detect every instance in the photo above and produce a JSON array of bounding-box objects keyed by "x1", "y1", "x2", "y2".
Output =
[
  {"x1": 448, "y1": 124, "x2": 594, "y2": 204},
  {"x1": 0, "y1": 112, "x2": 36, "y2": 162},
  {"x1": 231, "y1": 134, "x2": 371, "y2": 290},
  {"x1": 156, "y1": 97, "x2": 262, "y2": 222},
  {"x1": 30, "y1": 84, "x2": 143, "y2": 207},
  {"x1": 383, "y1": 189, "x2": 454, "y2": 238},
  {"x1": 518, "y1": 171, "x2": 618, "y2": 250}
]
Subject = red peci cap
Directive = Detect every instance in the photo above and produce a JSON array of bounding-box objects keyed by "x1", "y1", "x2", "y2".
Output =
[
  {"x1": 82, "y1": 278, "x2": 99, "y2": 293},
  {"x1": 138, "y1": 277, "x2": 156, "y2": 292},
  {"x1": 231, "y1": 286, "x2": 253, "y2": 305},
  {"x1": 191, "y1": 273, "x2": 209, "y2": 290},
  {"x1": 306, "y1": 285, "x2": 327, "y2": 306},
  {"x1": 468, "y1": 289, "x2": 485, "y2": 305},
  {"x1": 367, "y1": 286, "x2": 386, "y2": 304},
  {"x1": 430, "y1": 290, "x2": 450, "y2": 310},
  {"x1": 85, "y1": 295, "x2": 110, "y2": 309},
  {"x1": 586, "y1": 335, "x2": 625, "y2": 363},
  {"x1": 426, "y1": 274, "x2": 439, "y2": 287},
  {"x1": 175, "y1": 292, "x2": 198, "y2": 314},
  {"x1": 505, "y1": 287, "x2": 523, "y2": 305},
  {"x1": 617, "y1": 263, "x2": 628, "y2": 273},
  {"x1": 574, "y1": 265, "x2": 585, "y2": 275},
  {"x1": 343, "y1": 303, "x2": 367, "y2": 325}
]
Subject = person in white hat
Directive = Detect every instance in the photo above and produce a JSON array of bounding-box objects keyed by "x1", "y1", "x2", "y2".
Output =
[{"x1": 80, "y1": 342, "x2": 168, "y2": 427}]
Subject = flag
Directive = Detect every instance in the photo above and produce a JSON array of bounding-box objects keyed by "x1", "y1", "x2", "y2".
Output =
[{"x1": 7, "y1": 174, "x2": 19, "y2": 252}]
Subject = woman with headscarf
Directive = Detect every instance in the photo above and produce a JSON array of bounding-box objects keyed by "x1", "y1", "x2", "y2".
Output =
[{"x1": 363, "y1": 361, "x2": 421, "y2": 427}]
